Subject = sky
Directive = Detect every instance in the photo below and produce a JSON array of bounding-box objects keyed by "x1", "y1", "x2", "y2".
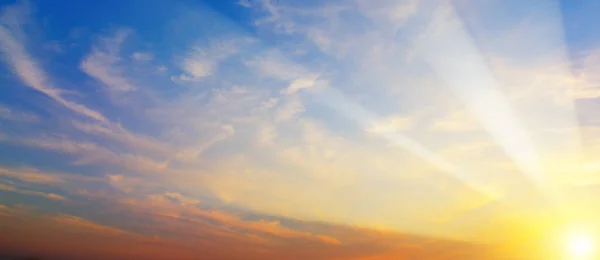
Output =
[{"x1": 1, "y1": 0, "x2": 600, "y2": 259}]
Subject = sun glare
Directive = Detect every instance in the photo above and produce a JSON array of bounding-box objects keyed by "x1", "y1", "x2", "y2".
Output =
[{"x1": 567, "y1": 232, "x2": 595, "y2": 259}]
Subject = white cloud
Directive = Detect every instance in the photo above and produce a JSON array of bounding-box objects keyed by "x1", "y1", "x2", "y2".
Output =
[
  {"x1": 131, "y1": 51, "x2": 154, "y2": 62},
  {"x1": 171, "y1": 73, "x2": 195, "y2": 83},
  {"x1": 156, "y1": 65, "x2": 168, "y2": 74},
  {"x1": 0, "y1": 5, "x2": 108, "y2": 123},
  {"x1": 183, "y1": 57, "x2": 212, "y2": 78},
  {"x1": 238, "y1": 0, "x2": 251, "y2": 8},
  {"x1": 429, "y1": 110, "x2": 480, "y2": 133},
  {"x1": 274, "y1": 97, "x2": 304, "y2": 122},
  {"x1": 355, "y1": 0, "x2": 419, "y2": 24},
  {"x1": 257, "y1": 124, "x2": 277, "y2": 145},
  {"x1": 177, "y1": 39, "x2": 247, "y2": 82},
  {"x1": 20, "y1": 137, "x2": 169, "y2": 174},
  {"x1": 282, "y1": 75, "x2": 318, "y2": 95},
  {"x1": 174, "y1": 125, "x2": 235, "y2": 163},
  {"x1": 367, "y1": 115, "x2": 414, "y2": 134},
  {"x1": 71, "y1": 120, "x2": 171, "y2": 157},
  {"x1": 260, "y1": 97, "x2": 279, "y2": 110},
  {"x1": 570, "y1": 49, "x2": 600, "y2": 99},
  {"x1": 80, "y1": 29, "x2": 137, "y2": 92},
  {"x1": 244, "y1": 52, "x2": 308, "y2": 81}
]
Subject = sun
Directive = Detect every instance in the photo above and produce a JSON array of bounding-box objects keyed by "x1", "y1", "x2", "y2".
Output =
[{"x1": 567, "y1": 232, "x2": 596, "y2": 259}]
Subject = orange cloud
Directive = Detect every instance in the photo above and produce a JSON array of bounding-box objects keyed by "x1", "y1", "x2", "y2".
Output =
[
  {"x1": 52, "y1": 214, "x2": 130, "y2": 235},
  {"x1": 0, "y1": 167, "x2": 62, "y2": 184},
  {"x1": 0, "y1": 200, "x2": 499, "y2": 260},
  {"x1": 0, "y1": 183, "x2": 67, "y2": 201},
  {"x1": 121, "y1": 193, "x2": 342, "y2": 245}
]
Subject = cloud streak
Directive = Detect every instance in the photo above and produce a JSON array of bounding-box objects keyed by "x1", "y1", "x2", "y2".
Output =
[
  {"x1": 81, "y1": 29, "x2": 137, "y2": 92},
  {"x1": 0, "y1": 6, "x2": 108, "y2": 123}
]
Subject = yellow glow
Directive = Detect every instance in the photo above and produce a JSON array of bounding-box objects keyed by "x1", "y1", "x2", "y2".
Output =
[{"x1": 567, "y1": 232, "x2": 595, "y2": 259}]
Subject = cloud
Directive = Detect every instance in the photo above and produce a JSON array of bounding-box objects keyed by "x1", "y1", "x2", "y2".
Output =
[
  {"x1": 163, "y1": 192, "x2": 200, "y2": 206},
  {"x1": 575, "y1": 49, "x2": 600, "y2": 99},
  {"x1": 171, "y1": 73, "x2": 195, "y2": 82},
  {"x1": 176, "y1": 38, "x2": 250, "y2": 82},
  {"x1": 156, "y1": 65, "x2": 168, "y2": 73},
  {"x1": 52, "y1": 214, "x2": 129, "y2": 235},
  {"x1": 367, "y1": 115, "x2": 414, "y2": 134},
  {"x1": 0, "y1": 167, "x2": 62, "y2": 184},
  {"x1": 257, "y1": 124, "x2": 277, "y2": 145},
  {"x1": 45, "y1": 193, "x2": 67, "y2": 200},
  {"x1": 80, "y1": 28, "x2": 137, "y2": 92},
  {"x1": 106, "y1": 174, "x2": 143, "y2": 193},
  {"x1": 244, "y1": 50, "x2": 309, "y2": 81},
  {"x1": 131, "y1": 51, "x2": 154, "y2": 62},
  {"x1": 0, "y1": 3, "x2": 108, "y2": 123},
  {"x1": 282, "y1": 75, "x2": 320, "y2": 95},
  {"x1": 48, "y1": 189, "x2": 496, "y2": 259},
  {"x1": 0, "y1": 104, "x2": 38, "y2": 122},
  {"x1": 122, "y1": 193, "x2": 342, "y2": 246},
  {"x1": 429, "y1": 110, "x2": 481, "y2": 133},
  {"x1": 71, "y1": 120, "x2": 171, "y2": 157},
  {"x1": 0, "y1": 182, "x2": 67, "y2": 201},
  {"x1": 355, "y1": 0, "x2": 420, "y2": 25},
  {"x1": 0, "y1": 7, "x2": 171, "y2": 183},
  {"x1": 43, "y1": 40, "x2": 63, "y2": 53},
  {"x1": 183, "y1": 55, "x2": 212, "y2": 78},
  {"x1": 0, "y1": 204, "x2": 30, "y2": 217},
  {"x1": 238, "y1": 0, "x2": 251, "y2": 8},
  {"x1": 0, "y1": 178, "x2": 495, "y2": 260},
  {"x1": 0, "y1": 211, "x2": 201, "y2": 260},
  {"x1": 260, "y1": 97, "x2": 279, "y2": 110},
  {"x1": 0, "y1": 167, "x2": 107, "y2": 203},
  {"x1": 274, "y1": 97, "x2": 305, "y2": 122},
  {"x1": 174, "y1": 124, "x2": 235, "y2": 163},
  {"x1": 20, "y1": 137, "x2": 170, "y2": 174}
]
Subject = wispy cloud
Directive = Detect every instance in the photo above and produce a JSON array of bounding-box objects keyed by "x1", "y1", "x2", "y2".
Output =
[
  {"x1": 0, "y1": 4, "x2": 108, "y2": 123},
  {"x1": 43, "y1": 40, "x2": 64, "y2": 53},
  {"x1": 244, "y1": 50, "x2": 310, "y2": 81},
  {"x1": 0, "y1": 167, "x2": 62, "y2": 184},
  {"x1": 0, "y1": 204, "x2": 30, "y2": 217},
  {"x1": 121, "y1": 192, "x2": 342, "y2": 245},
  {"x1": 0, "y1": 104, "x2": 38, "y2": 122},
  {"x1": 71, "y1": 120, "x2": 171, "y2": 157},
  {"x1": 52, "y1": 214, "x2": 129, "y2": 234},
  {"x1": 0, "y1": 182, "x2": 67, "y2": 201},
  {"x1": 429, "y1": 110, "x2": 480, "y2": 133},
  {"x1": 174, "y1": 38, "x2": 251, "y2": 82},
  {"x1": 367, "y1": 115, "x2": 414, "y2": 134},
  {"x1": 131, "y1": 51, "x2": 154, "y2": 62},
  {"x1": 238, "y1": 0, "x2": 251, "y2": 8},
  {"x1": 20, "y1": 137, "x2": 169, "y2": 174},
  {"x1": 80, "y1": 29, "x2": 137, "y2": 92},
  {"x1": 274, "y1": 96, "x2": 304, "y2": 122}
]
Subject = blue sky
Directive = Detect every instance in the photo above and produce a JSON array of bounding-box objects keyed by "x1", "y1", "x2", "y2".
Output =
[{"x1": 1, "y1": 0, "x2": 600, "y2": 259}]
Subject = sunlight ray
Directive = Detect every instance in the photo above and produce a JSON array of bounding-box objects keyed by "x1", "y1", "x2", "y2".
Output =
[
  {"x1": 311, "y1": 86, "x2": 501, "y2": 199},
  {"x1": 415, "y1": 1, "x2": 581, "y2": 204}
]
